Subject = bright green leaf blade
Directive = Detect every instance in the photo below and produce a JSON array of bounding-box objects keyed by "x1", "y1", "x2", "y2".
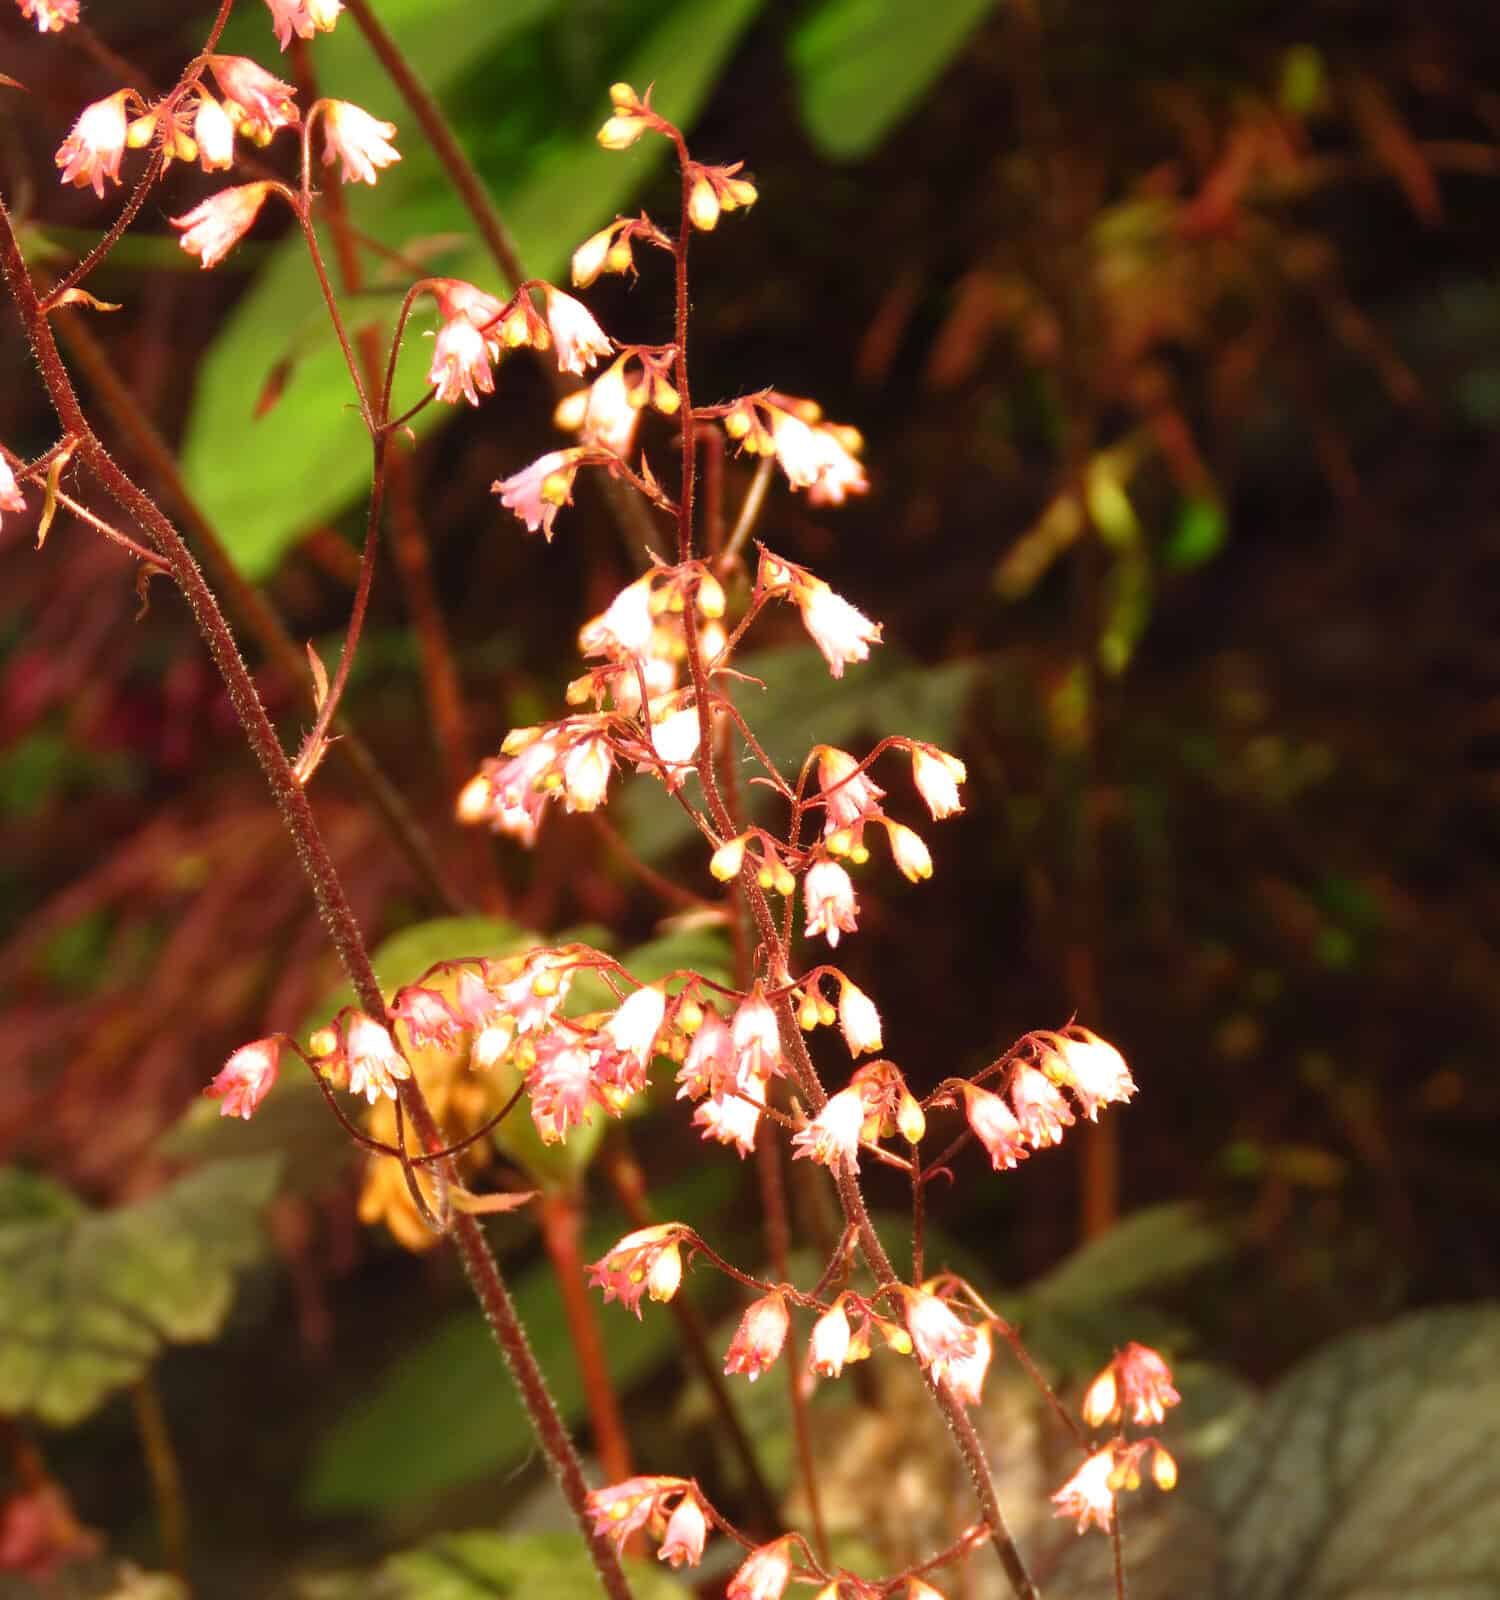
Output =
[
  {"x1": 298, "y1": 1532, "x2": 686, "y2": 1600},
  {"x1": 790, "y1": 0, "x2": 998, "y2": 160},
  {"x1": 0, "y1": 1158, "x2": 279, "y2": 1425},
  {"x1": 1210, "y1": 1305, "x2": 1500, "y2": 1599},
  {"x1": 180, "y1": 0, "x2": 763, "y2": 578}
]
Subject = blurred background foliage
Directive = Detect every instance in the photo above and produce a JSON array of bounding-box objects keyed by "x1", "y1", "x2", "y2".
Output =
[{"x1": 3, "y1": 0, "x2": 1500, "y2": 1592}]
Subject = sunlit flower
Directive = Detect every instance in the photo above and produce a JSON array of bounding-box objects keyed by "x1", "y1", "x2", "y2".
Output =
[
  {"x1": 904, "y1": 1289, "x2": 978, "y2": 1385},
  {"x1": 587, "y1": 1475, "x2": 683, "y2": 1548},
  {"x1": 731, "y1": 986, "x2": 782, "y2": 1081},
  {"x1": 390, "y1": 984, "x2": 463, "y2": 1049},
  {"x1": 1051, "y1": 1448, "x2": 1118, "y2": 1534},
  {"x1": 796, "y1": 578, "x2": 882, "y2": 678},
  {"x1": 0, "y1": 457, "x2": 26, "y2": 525},
  {"x1": 802, "y1": 859, "x2": 859, "y2": 947},
  {"x1": 579, "y1": 573, "x2": 655, "y2": 659},
  {"x1": 648, "y1": 705, "x2": 701, "y2": 776},
  {"x1": 791, "y1": 1085, "x2": 866, "y2": 1169},
  {"x1": 958, "y1": 1082, "x2": 1029, "y2": 1171},
  {"x1": 885, "y1": 820, "x2": 933, "y2": 883},
  {"x1": 1041, "y1": 1027, "x2": 1137, "y2": 1120},
  {"x1": 344, "y1": 1010, "x2": 411, "y2": 1102},
  {"x1": 676, "y1": 1006, "x2": 733, "y2": 1099},
  {"x1": 658, "y1": 1489, "x2": 708, "y2": 1567},
  {"x1": 597, "y1": 82, "x2": 651, "y2": 150},
  {"x1": 808, "y1": 1297, "x2": 853, "y2": 1377},
  {"x1": 817, "y1": 746, "x2": 885, "y2": 839},
  {"x1": 320, "y1": 99, "x2": 399, "y2": 184},
  {"x1": 727, "y1": 1536, "x2": 795, "y2": 1600},
  {"x1": 806, "y1": 423, "x2": 868, "y2": 506},
  {"x1": 543, "y1": 286, "x2": 613, "y2": 375},
  {"x1": 204, "y1": 1037, "x2": 281, "y2": 1119},
  {"x1": 497, "y1": 949, "x2": 575, "y2": 1036},
  {"x1": 208, "y1": 56, "x2": 299, "y2": 141},
  {"x1": 1114, "y1": 1342, "x2": 1181, "y2": 1426},
  {"x1": 837, "y1": 980, "x2": 882, "y2": 1056},
  {"x1": 1010, "y1": 1063, "x2": 1076, "y2": 1149},
  {"x1": 946, "y1": 1319, "x2": 992, "y2": 1406},
  {"x1": 264, "y1": 0, "x2": 342, "y2": 50},
  {"x1": 193, "y1": 94, "x2": 236, "y2": 171},
  {"x1": 18, "y1": 0, "x2": 78, "y2": 29},
  {"x1": 560, "y1": 734, "x2": 614, "y2": 812},
  {"x1": 588, "y1": 1224, "x2": 686, "y2": 1316},
  {"x1": 725, "y1": 1291, "x2": 789, "y2": 1381},
  {"x1": 911, "y1": 744, "x2": 966, "y2": 820},
  {"x1": 579, "y1": 357, "x2": 640, "y2": 457},
  {"x1": 692, "y1": 1070, "x2": 765, "y2": 1156},
  {"x1": 597, "y1": 984, "x2": 666, "y2": 1090},
  {"x1": 527, "y1": 1030, "x2": 601, "y2": 1142},
  {"x1": 171, "y1": 183, "x2": 274, "y2": 269},
  {"x1": 571, "y1": 224, "x2": 618, "y2": 288},
  {"x1": 493, "y1": 448, "x2": 583, "y2": 540},
  {"x1": 429, "y1": 317, "x2": 494, "y2": 406},
  {"x1": 54, "y1": 90, "x2": 132, "y2": 197}
]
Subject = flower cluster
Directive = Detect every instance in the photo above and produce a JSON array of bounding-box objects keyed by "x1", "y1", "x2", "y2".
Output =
[{"x1": 586, "y1": 1475, "x2": 710, "y2": 1568}]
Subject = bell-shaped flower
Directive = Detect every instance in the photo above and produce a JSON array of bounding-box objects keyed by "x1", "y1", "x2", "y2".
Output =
[
  {"x1": 1051, "y1": 1447, "x2": 1119, "y2": 1535},
  {"x1": 596, "y1": 983, "x2": 666, "y2": 1091},
  {"x1": 55, "y1": 90, "x2": 133, "y2": 197},
  {"x1": 959, "y1": 1082, "x2": 1029, "y2": 1171},
  {"x1": 885, "y1": 820, "x2": 933, "y2": 883},
  {"x1": 730, "y1": 986, "x2": 782, "y2": 1081},
  {"x1": 692, "y1": 1069, "x2": 765, "y2": 1156},
  {"x1": 911, "y1": 743, "x2": 966, "y2": 820},
  {"x1": 1011, "y1": 1063, "x2": 1076, "y2": 1149},
  {"x1": 171, "y1": 182, "x2": 274, "y2": 269},
  {"x1": 791, "y1": 1085, "x2": 866, "y2": 1170},
  {"x1": 343, "y1": 1011, "x2": 411, "y2": 1102},
  {"x1": 727, "y1": 1536, "x2": 795, "y2": 1600},
  {"x1": 903, "y1": 1288, "x2": 978, "y2": 1386},
  {"x1": 588, "y1": 1223, "x2": 686, "y2": 1316},
  {"x1": 265, "y1": 0, "x2": 342, "y2": 50},
  {"x1": 945, "y1": 1319, "x2": 992, "y2": 1406},
  {"x1": 579, "y1": 572, "x2": 655, "y2": 660},
  {"x1": 808, "y1": 1297, "x2": 853, "y2": 1377},
  {"x1": 204, "y1": 1037, "x2": 281, "y2": 1119},
  {"x1": 676, "y1": 1006, "x2": 732, "y2": 1099},
  {"x1": 817, "y1": 746, "x2": 885, "y2": 838},
  {"x1": 796, "y1": 578, "x2": 882, "y2": 678},
  {"x1": 657, "y1": 1489, "x2": 708, "y2": 1567},
  {"x1": 390, "y1": 984, "x2": 463, "y2": 1049},
  {"x1": 320, "y1": 99, "x2": 399, "y2": 184},
  {"x1": 587, "y1": 1474, "x2": 683, "y2": 1548},
  {"x1": 192, "y1": 94, "x2": 236, "y2": 171},
  {"x1": 207, "y1": 56, "x2": 299, "y2": 140},
  {"x1": 724, "y1": 1291, "x2": 789, "y2": 1382},
  {"x1": 1042, "y1": 1027, "x2": 1137, "y2": 1121},
  {"x1": 493, "y1": 448, "x2": 584, "y2": 541},
  {"x1": 543, "y1": 286, "x2": 613, "y2": 375},
  {"x1": 837, "y1": 980, "x2": 882, "y2": 1056},
  {"x1": 527, "y1": 1030, "x2": 601, "y2": 1142}
]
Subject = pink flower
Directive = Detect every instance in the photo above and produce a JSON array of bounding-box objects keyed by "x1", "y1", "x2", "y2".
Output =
[
  {"x1": 193, "y1": 95, "x2": 236, "y2": 172},
  {"x1": 208, "y1": 56, "x2": 299, "y2": 141},
  {"x1": 527, "y1": 1031, "x2": 601, "y2": 1143},
  {"x1": 767, "y1": 408, "x2": 826, "y2": 490},
  {"x1": 587, "y1": 1475, "x2": 682, "y2": 1548},
  {"x1": 204, "y1": 1037, "x2": 281, "y2": 1119},
  {"x1": 946, "y1": 1320, "x2": 992, "y2": 1406},
  {"x1": 959, "y1": 1083, "x2": 1029, "y2": 1171},
  {"x1": 543, "y1": 286, "x2": 613, "y2": 375},
  {"x1": 803, "y1": 858, "x2": 859, "y2": 947},
  {"x1": 0, "y1": 457, "x2": 25, "y2": 525},
  {"x1": 264, "y1": 0, "x2": 342, "y2": 50},
  {"x1": 727, "y1": 1537, "x2": 795, "y2": 1600},
  {"x1": 17, "y1": 0, "x2": 78, "y2": 30},
  {"x1": 731, "y1": 986, "x2": 782, "y2": 1081},
  {"x1": 588, "y1": 1224, "x2": 686, "y2": 1316},
  {"x1": 429, "y1": 317, "x2": 495, "y2": 406},
  {"x1": 692, "y1": 1071, "x2": 764, "y2": 1155},
  {"x1": 647, "y1": 706, "x2": 700, "y2": 777},
  {"x1": 675, "y1": 1007, "x2": 732, "y2": 1099},
  {"x1": 1051, "y1": 1448, "x2": 1118, "y2": 1534},
  {"x1": 171, "y1": 182, "x2": 274, "y2": 269},
  {"x1": 904, "y1": 1289, "x2": 978, "y2": 1385},
  {"x1": 390, "y1": 984, "x2": 462, "y2": 1049},
  {"x1": 796, "y1": 578, "x2": 882, "y2": 678},
  {"x1": 578, "y1": 358, "x2": 640, "y2": 457},
  {"x1": 1113, "y1": 1342, "x2": 1180, "y2": 1426},
  {"x1": 596, "y1": 984, "x2": 666, "y2": 1090},
  {"x1": 806, "y1": 424, "x2": 868, "y2": 506},
  {"x1": 54, "y1": 90, "x2": 132, "y2": 198},
  {"x1": 579, "y1": 573, "x2": 655, "y2": 659},
  {"x1": 657, "y1": 1491, "x2": 708, "y2": 1567},
  {"x1": 765, "y1": 406, "x2": 868, "y2": 502},
  {"x1": 911, "y1": 744, "x2": 966, "y2": 819},
  {"x1": 1010, "y1": 1064, "x2": 1075, "y2": 1149},
  {"x1": 817, "y1": 746, "x2": 885, "y2": 838},
  {"x1": 808, "y1": 1298, "x2": 853, "y2": 1377},
  {"x1": 1043, "y1": 1027, "x2": 1137, "y2": 1121},
  {"x1": 320, "y1": 99, "x2": 399, "y2": 184},
  {"x1": 885, "y1": 820, "x2": 933, "y2": 883},
  {"x1": 725, "y1": 1291, "x2": 789, "y2": 1381},
  {"x1": 791, "y1": 1085, "x2": 866, "y2": 1169},
  {"x1": 493, "y1": 449, "x2": 583, "y2": 541},
  {"x1": 496, "y1": 950, "x2": 574, "y2": 1036},
  {"x1": 837, "y1": 980, "x2": 882, "y2": 1056},
  {"x1": 560, "y1": 734, "x2": 614, "y2": 812},
  {"x1": 343, "y1": 1011, "x2": 411, "y2": 1102}
]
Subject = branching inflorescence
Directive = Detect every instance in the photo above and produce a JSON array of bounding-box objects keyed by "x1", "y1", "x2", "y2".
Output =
[{"x1": 3, "y1": 6, "x2": 1181, "y2": 1598}]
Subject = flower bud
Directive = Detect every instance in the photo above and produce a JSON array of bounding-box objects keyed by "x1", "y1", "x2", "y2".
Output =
[
  {"x1": 1151, "y1": 1445, "x2": 1178, "y2": 1492},
  {"x1": 688, "y1": 175, "x2": 721, "y2": 230},
  {"x1": 710, "y1": 834, "x2": 747, "y2": 881},
  {"x1": 897, "y1": 1091, "x2": 926, "y2": 1144}
]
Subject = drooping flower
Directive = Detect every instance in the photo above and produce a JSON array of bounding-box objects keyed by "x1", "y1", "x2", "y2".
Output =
[
  {"x1": 885, "y1": 820, "x2": 934, "y2": 883},
  {"x1": 791, "y1": 1085, "x2": 866, "y2": 1170},
  {"x1": 207, "y1": 56, "x2": 299, "y2": 141},
  {"x1": 692, "y1": 1071, "x2": 765, "y2": 1156},
  {"x1": 389, "y1": 984, "x2": 462, "y2": 1049},
  {"x1": 0, "y1": 457, "x2": 25, "y2": 526},
  {"x1": 560, "y1": 734, "x2": 614, "y2": 813},
  {"x1": 171, "y1": 182, "x2": 274, "y2": 269},
  {"x1": 54, "y1": 91, "x2": 132, "y2": 198},
  {"x1": 320, "y1": 99, "x2": 399, "y2": 184},
  {"x1": 837, "y1": 980, "x2": 882, "y2": 1056},
  {"x1": 725, "y1": 1291, "x2": 789, "y2": 1382},
  {"x1": 596, "y1": 984, "x2": 666, "y2": 1092},
  {"x1": 816, "y1": 746, "x2": 885, "y2": 843},
  {"x1": 730, "y1": 986, "x2": 782, "y2": 1081},
  {"x1": 527, "y1": 1030, "x2": 601, "y2": 1142},
  {"x1": 1041, "y1": 1027, "x2": 1137, "y2": 1121},
  {"x1": 543, "y1": 286, "x2": 613, "y2": 375},
  {"x1": 588, "y1": 1224, "x2": 686, "y2": 1316},
  {"x1": 264, "y1": 0, "x2": 342, "y2": 50},
  {"x1": 192, "y1": 94, "x2": 236, "y2": 171},
  {"x1": 1011, "y1": 1063, "x2": 1076, "y2": 1149},
  {"x1": 911, "y1": 744, "x2": 966, "y2": 820},
  {"x1": 596, "y1": 82, "x2": 651, "y2": 150},
  {"x1": 18, "y1": 0, "x2": 80, "y2": 29},
  {"x1": 797, "y1": 578, "x2": 882, "y2": 678},
  {"x1": 647, "y1": 705, "x2": 702, "y2": 779},
  {"x1": 684, "y1": 160, "x2": 758, "y2": 231},
  {"x1": 945, "y1": 1320, "x2": 992, "y2": 1406},
  {"x1": 587, "y1": 1475, "x2": 684, "y2": 1548},
  {"x1": 657, "y1": 1489, "x2": 708, "y2": 1568},
  {"x1": 958, "y1": 1082, "x2": 1029, "y2": 1171},
  {"x1": 904, "y1": 1289, "x2": 978, "y2": 1386},
  {"x1": 204, "y1": 1037, "x2": 282, "y2": 1119},
  {"x1": 577, "y1": 357, "x2": 640, "y2": 457},
  {"x1": 802, "y1": 858, "x2": 859, "y2": 948},
  {"x1": 343, "y1": 1011, "x2": 411, "y2": 1102},
  {"x1": 493, "y1": 448, "x2": 584, "y2": 540},
  {"x1": 808, "y1": 1297, "x2": 853, "y2": 1378},
  {"x1": 727, "y1": 1537, "x2": 795, "y2": 1600},
  {"x1": 676, "y1": 1006, "x2": 733, "y2": 1099},
  {"x1": 579, "y1": 572, "x2": 655, "y2": 659},
  {"x1": 429, "y1": 317, "x2": 494, "y2": 406},
  {"x1": 1083, "y1": 1342, "x2": 1181, "y2": 1428},
  {"x1": 1051, "y1": 1448, "x2": 1119, "y2": 1535},
  {"x1": 764, "y1": 405, "x2": 868, "y2": 502}
]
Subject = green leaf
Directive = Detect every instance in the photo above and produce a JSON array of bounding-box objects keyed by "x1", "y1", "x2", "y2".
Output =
[
  {"x1": 0, "y1": 1158, "x2": 279, "y2": 1425},
  {"x1": 180, "y1": 0, "x2": 763, "y2": 578},
  {"x1": 298, "y1": 1532, "x2": 687, "y2": 1600},
  {"x1": 303, "y1": 1167, "x2": 734, "y2": 1513},
  {"x1": 1028, "y1": 1203, "x2": 1231, "y2": 1310},
  {"x1": 1209, "y1": 1304, "x2": 1500, "y2": 1600},
  {"x1": 789, "y1": 0, "x2": 999, "y2": 160}
]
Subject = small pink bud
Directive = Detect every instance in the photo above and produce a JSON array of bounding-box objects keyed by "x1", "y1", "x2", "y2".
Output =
[
  {"x1": 885, "y1": 820, "x2": 933, "y2": 883},
  {"x1": 724, "y1": 1291, "x2": 789, "y2": 1382},
  {"x1": 710, "y1": 834, "x2": 748, "y2": 882},
  {"x1": 171, "y1": 183, "x2": 275, "y2": 270},
  {"x1": 657, "y1": 1490, "x2": 708, "y2": 1567},
  {"x1": 204, "y1": 1037, "x2": 281, "y2": 1119},
  {"x1": 321, "y1": 99, "x2": 399, "y2": 185}
]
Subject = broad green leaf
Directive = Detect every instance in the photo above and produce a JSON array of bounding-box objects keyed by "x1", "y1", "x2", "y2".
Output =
[
  {"x1": 1209, "y1": 1304, "x2": 1500, "y2": 1600},
  {"x1": 625, "y1": 643, "x2": 977, "y2": 861},
  {"x1": 0, "y1": 1158, "x2": 279, "y2": 1425},
  {"x1": 789, "y1": 0, "x2": 999, "y2": 160},
  {"x1": 298, "y1": 1532, "x2": 686, "y2": 1600},
  {"x1": 303, "y1": 1166, "x2": 734, "y2": 1512},
  {"x1": 180, "y1": 0, "x2": 763, "y2": 578},
  {"x1": 0, "y1": 1166, "x2": 84, "y2": 1224}
]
